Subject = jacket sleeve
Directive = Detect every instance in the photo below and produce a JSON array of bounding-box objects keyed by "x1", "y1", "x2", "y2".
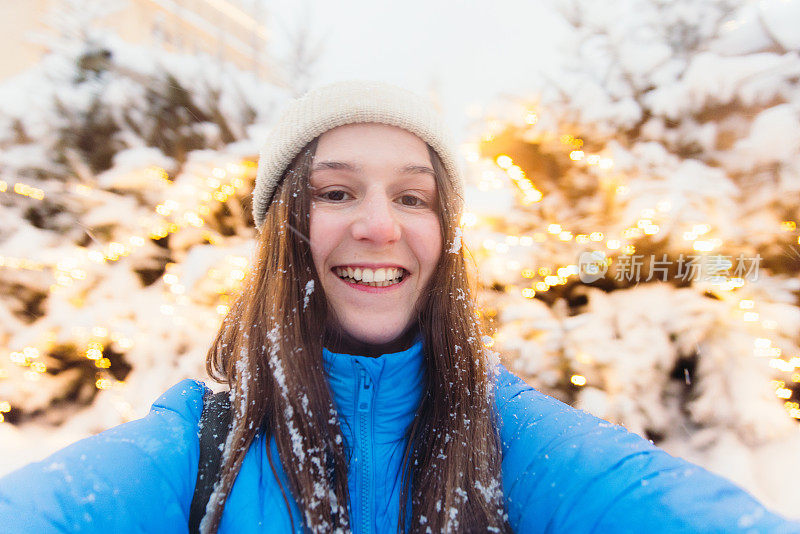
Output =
[
  {"x1": 495, "y1": 365, "x2": 800, "y2": 533},
  {"x1": 0, "y1": 379, "x2": 206, "y2": 533}
]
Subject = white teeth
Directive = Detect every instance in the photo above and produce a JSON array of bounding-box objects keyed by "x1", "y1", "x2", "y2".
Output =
[{"x1": 335, "y1": 266, "x2": 406, "y2": 286}]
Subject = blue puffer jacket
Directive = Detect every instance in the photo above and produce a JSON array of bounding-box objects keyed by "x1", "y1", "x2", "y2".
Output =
[{"x1": 1, "y1": 338, "x2": 798, "y2": 533}]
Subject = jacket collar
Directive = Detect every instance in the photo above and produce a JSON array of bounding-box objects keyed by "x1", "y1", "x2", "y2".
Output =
[{"x1": 322, "y1": 333, "x2": 425, "y2": 437}]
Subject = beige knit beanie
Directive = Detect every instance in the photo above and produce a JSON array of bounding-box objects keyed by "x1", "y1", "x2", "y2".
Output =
[{"x1": 252, "y1": 80, "x2": 463, "y2": 229}]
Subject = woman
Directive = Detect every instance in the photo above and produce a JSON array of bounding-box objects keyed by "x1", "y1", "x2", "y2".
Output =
[{"x1": 0, "y1": 81, "x2": 797, "y2": 533}]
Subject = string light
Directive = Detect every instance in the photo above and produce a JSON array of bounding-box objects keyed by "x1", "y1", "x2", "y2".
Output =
[
  {"x1": 0, "y1": 181, "x2": 45, "y2": 200},
  {"x1": 0, "y1": 399, "x2": 9, "y2": 423},
  {"x1": 95, "y1": 378, "x2": 113, "y2": 390},
  {"x1": 493, "y1": 155, "x2": 543, "y2": 204},
  {"x1": 0, "y1": 159, "x2": 257, "y2": 299},
  {"x1": 478, "y1": 146, "x2": 760, "y2": 308},
  {"x1": 476, "y1": 108, "x2": 800, "y2": 423},
  {"x1": 692, "y1": 240, "x2": 715, "y2": 252},
  {"x1": 559, "y1": 134, "x2": 583, "y2": 148},
  {"x1": 471, "y1": 180, "x2": 683, "y2": 277},
  {"x1": 0, "y1": 256, "x2": 46, "y2": 271},
  {"x1": 571, "y1": 374, "x2": 587, "y2": 386},
  {"x1": 737, "y1": 297, "x2": 800, "y2": 418}
]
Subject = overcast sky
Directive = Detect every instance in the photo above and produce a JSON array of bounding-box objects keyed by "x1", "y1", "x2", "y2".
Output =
[{"x1": 267, "y1": 0, "x2": 569, "y2": 142}]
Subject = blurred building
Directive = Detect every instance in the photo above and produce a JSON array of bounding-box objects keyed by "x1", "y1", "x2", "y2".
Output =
[{"x1": 0, "y1": 0, "x2": 282, "y2": 82}]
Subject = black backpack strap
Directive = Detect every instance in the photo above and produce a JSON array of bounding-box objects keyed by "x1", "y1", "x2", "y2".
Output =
[{"x1": 189, "y1": 390, "x2": 232, "y2": 534}]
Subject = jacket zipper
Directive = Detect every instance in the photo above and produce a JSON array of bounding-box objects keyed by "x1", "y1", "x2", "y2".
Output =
[{"x1": 356, "y1": 363, "x2": 374, "y2": 534}]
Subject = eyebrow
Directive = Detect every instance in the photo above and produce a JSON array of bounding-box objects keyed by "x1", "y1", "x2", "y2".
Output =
[{"x1": 312, "y1": 160, "x2": 435, "y2": 176}]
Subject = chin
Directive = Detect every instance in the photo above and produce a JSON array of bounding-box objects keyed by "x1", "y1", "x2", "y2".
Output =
[
  {"x1": 348, "y1": 328, "x2": 404, "y2": 345},
  {"x1": 341, "y1": 319, "x2": 409, "y2": 345}
]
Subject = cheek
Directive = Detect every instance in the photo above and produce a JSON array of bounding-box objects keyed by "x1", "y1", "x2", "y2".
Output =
[
  {"x1": 411, "y1": 217, "x2": 443, "y2": 273},
  {"x1": 308, "y1": 208, "x2": 350, "y2": 277},
  {"x1": 308, "y1": 209, "x2": 331, "y2": 271}
]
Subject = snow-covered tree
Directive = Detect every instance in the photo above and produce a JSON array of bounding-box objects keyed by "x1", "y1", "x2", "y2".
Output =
[
  {"x1": 0, "y1": 2, "x2": 289, "y2": 463},
  {"x1": 465, "y1": 0, "x2": 800, "y2": 515}
]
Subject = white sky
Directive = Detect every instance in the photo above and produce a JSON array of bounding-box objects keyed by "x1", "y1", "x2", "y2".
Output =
[{"x1": 267, "y1": 0, "x2": 569, "y2": 142}]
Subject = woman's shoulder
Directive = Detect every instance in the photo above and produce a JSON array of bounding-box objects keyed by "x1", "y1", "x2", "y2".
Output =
[
  {"x1": 490, "y1": 364, "x2": 800, "y2": 533},
  {"x1": 493, "y1": 363, "x2": 576, "y2": 417},
  {"x1": 97, "y1": 378, "x2": 209, "y2": 453},
  {"x1": 94, "y1": 377, "x2": 210, "y2": 477},
  {"x1": 148, "y1": 378, "x2": 209, "y2": 424},
  {"x1": 491, "y1": 363, "x2": 640, "y2": 457}
]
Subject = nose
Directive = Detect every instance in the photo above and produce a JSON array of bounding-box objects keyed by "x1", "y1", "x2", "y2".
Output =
[{"x1": 350, "y1": 195, "x2": 401, "y2": 245}]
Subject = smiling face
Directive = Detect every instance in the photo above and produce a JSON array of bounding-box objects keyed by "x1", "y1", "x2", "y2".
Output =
[{"x1": 309, "y1": 123, "x2": 443, "y2": 345}]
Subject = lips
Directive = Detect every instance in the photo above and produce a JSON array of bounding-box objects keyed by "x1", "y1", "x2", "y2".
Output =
[{"x1": 333, "y1": 265, "x2": 408, "y2": 287}]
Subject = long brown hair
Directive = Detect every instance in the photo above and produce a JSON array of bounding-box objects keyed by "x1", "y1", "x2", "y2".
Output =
[{"x1": 204, "y1": 136, "x2": 509, "y2": 533}]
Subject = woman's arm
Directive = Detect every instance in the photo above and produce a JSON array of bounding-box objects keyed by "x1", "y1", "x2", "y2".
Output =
[
  {"x1": 495, "y1": 366, "x2": 800, "y2": 533},
  {"x1": 0, "y1": 379, "x2": 206, "y2": 533}
]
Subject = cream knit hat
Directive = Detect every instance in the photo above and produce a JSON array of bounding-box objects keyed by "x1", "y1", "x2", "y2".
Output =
[{"x1": 252, "y1": 80, "x2": 463, "y2": 229}]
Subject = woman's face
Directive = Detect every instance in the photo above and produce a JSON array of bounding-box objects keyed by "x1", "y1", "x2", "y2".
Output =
[{"x1": 309, "y1": 123, "x2": 442, "y2": 345}]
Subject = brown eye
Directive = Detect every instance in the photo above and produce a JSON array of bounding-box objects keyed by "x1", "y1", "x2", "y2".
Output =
[
  {"x1": 320, "y1": 190, "x2": 349, "y2": 201},
  {"x1": 399, "y1": 195, "x2": 425, "y2": 207}
]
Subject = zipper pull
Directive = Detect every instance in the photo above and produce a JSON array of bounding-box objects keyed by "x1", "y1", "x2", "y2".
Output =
[{"x1": 357, "y1": 367, "x2": 372, "y2": 412}]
